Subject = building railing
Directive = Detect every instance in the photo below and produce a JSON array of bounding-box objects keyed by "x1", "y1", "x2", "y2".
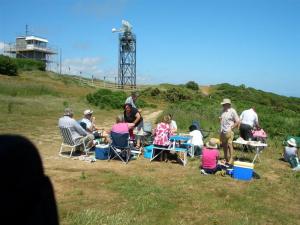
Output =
[{"x1": 4, "y1": 43, "x2": 57, "y2": 54}]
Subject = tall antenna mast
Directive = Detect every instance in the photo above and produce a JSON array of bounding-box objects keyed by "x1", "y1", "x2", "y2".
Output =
[
  {"x1": 25, "y1": 24, "x2": 29, "y2": 36},
  {"x1": 112, "y1": 20, "x2": 136, "y2": 89}
]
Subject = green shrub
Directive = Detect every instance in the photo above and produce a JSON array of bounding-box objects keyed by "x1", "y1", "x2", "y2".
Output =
[
  {"x1": 15, "y1": 58, "x2": 46, "y2": 71},
  {"x1": 185, "y1": 81, "x2": 199, "y2": 91},
  {"x1": 0, "y1": 55, "x2": 18, "y2": 76},
  {"x1": 163, "y1": 87, "x2": 193, "y2": 102},
  {"x1": 87, "y1": 89, "x2": 127, "y2": 109},
  {"x1": 162, "y1": 83, "x2": 300, "y2": 139},
  {"x1": 87, "y1": 89, "x2": 157, "y2": 109}
]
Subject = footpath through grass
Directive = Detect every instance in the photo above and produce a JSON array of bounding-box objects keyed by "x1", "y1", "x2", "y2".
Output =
[{"x1": 1, "y1": 71, "x2": 300, "y2": 225}]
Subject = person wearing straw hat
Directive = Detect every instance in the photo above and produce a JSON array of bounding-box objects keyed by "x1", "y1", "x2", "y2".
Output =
[
  {"x1": 283, "y1": 138, "x2": 300, "y2": 169},
  {"x1": 200, "y1": 138, "x2": 222, "y2": 174},
  {"x1": 219, "y1": 98, "x2": 239, "y2": 165}
]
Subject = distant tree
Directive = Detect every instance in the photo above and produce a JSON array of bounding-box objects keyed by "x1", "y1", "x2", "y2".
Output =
[{"x1": 186, "y1": 81, "x2": 199, "y2": 91}]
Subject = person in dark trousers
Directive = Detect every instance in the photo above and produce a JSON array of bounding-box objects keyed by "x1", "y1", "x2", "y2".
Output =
[{"x1": 0, "y1": 135, "x2": 59, "y2": 225}]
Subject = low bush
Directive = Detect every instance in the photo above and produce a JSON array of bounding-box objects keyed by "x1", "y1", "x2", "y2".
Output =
[
  {"x1": 0, "y1": 55, "x2": 18, "y2": 76},
  {"x1": 87, "y1": 89, "x2": 127, "y2": 109},
  {"x1": 0, "y1": 55, "x2": 46, "y2": 76},
  {"x1": 15, "y1": 58, "x2": 46, "y2": 71},
  {"x1": 87, "y1": 89, "x2": 157, "y2": 109}
]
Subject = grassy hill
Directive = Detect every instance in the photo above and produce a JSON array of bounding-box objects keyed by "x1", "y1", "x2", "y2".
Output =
[{"x1": 1, "y1": 71, "x2": 300, "y2": 225}]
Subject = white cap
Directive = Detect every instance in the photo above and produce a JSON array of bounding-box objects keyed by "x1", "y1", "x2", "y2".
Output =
[{"x1": 83, "y1": 109, "x2": 93, "y2": 116}]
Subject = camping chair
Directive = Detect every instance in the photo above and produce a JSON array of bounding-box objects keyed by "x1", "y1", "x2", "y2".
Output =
[
  {"x1": 109, "y1": 132, "x2": 141, "y2": 164},
  {"x1": 59, "y1": 127, "x2": 91, "y2": 158}
]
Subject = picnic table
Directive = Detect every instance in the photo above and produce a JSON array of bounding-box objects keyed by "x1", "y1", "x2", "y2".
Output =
[{"x1": 149, "y1": 135, "x2": 191, "y2": 166}]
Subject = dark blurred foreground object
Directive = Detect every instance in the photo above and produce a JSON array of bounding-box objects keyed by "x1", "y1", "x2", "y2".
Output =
[{"x1": 0, "y1": 135, "x2": 59, "y2": 225}]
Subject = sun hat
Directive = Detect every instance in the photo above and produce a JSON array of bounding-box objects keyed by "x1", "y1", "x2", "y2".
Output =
[
  {"x1": 221, "y1": 98, "x2": 231, "y2": 105},
  {"x1": 84, "y1": 109, "x2": 93, "y2": 116},
  {"x1": 64, "y1": 108, "x2": 73, "y2": 116},
  {"x1": 287, "y1": 138, "x2": 297, "y2": 147},
  {"x1": 206, "y1": 138, "x2": 218, "y2": 149}
]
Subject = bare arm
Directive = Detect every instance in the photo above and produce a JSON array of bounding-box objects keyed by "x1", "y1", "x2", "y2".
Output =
[
  {"x1": 127, "y1": 123, "x2": 135, "y2": 129},
  {"x1": 133, "y1": 112, "x2": 141, "y2": 126}
]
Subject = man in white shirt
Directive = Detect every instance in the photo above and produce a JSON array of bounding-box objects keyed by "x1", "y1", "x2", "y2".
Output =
[
  {"x1": 239, "y1": 108, "x2": 260, "y2": 140},
  {"x1": 81, "y1": 109, "x2": 98, "y2": 133},
  {"x1": 80, "y1": 109, "x2": 108, "y2": 142}
]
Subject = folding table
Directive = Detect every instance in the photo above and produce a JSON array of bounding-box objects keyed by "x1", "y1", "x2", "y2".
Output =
[{"x1": 233, "y1": 138, "x2": 268, "y2": 163}]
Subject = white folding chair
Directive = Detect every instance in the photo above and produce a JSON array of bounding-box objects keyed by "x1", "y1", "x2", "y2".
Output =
[{"x1": 59, "y1": 127, "x2": 90, "y2": 158}]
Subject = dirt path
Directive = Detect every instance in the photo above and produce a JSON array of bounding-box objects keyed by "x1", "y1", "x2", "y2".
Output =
[{"x1": 142, "y1": 109, "x2": 163, "y2": 124}]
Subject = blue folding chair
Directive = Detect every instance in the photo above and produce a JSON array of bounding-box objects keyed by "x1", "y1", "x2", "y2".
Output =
[{"x1": 109, "y1": 132, "x2": 141, "y2": 164}]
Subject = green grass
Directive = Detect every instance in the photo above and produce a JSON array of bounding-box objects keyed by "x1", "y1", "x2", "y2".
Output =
[
  {"x1": 59, "y1": 161, "x2": 300, "y2": 225},
  {"x1": 0, "y1": 79, "x2": 59, "y2": 97}
]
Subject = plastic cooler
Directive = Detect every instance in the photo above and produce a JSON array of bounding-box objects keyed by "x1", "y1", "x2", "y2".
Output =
[
  {"x1": 233, "y1": 161, "x2": 254, "y2": 181},
  {"x1": 144, "y1": 145, "x2": 153, "y2": 159},
  {"x1": 95, "y1": 144, "x2": 109, "y2": 160}
]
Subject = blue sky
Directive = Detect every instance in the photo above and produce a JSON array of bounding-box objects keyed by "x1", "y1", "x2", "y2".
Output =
[{"x1": 0, "y1": 0, "x2": 299, "y2": 97}]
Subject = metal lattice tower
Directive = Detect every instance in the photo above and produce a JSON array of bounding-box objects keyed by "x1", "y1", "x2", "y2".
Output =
[
  {"x1": 118, "y1": 31, "x2": 136, "y2": 88},
  {"x1": 113, "y1": 20, "x2": 136, "y2": 88}
]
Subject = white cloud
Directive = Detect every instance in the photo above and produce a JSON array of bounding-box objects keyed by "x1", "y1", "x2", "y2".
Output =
[{"x1": 60, "y1": 57, "x2": 104, "y2": 78}]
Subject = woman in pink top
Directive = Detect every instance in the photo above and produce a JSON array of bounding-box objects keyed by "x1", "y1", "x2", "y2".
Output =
[
  {"x1": 201, "y1": 138, "x2": 221, "y2": 174},
  {"x1": 111, "y1": 115, "x2": 135, "y2": 134},
  {"x1": 153, "y1": 115, "x2": 172, "y2": 161}
]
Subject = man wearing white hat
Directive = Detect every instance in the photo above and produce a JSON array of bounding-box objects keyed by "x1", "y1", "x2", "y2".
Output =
[
  {"x1": 219, "y1": 98, "x2": 239, "y2": 164},
  {"x1": 80, "y1": 109, "x2": 108, "y2": 140},
  {"x1": 81, "y1": 109, "x2": 98, "y2": 133}
]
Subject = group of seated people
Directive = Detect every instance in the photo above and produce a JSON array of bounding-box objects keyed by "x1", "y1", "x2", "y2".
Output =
[{"x1": 58, "y1": 91, "x2": 145, "y2": 152}]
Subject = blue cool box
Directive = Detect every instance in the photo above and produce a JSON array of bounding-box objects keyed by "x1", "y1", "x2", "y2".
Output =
[
  {"x1": 144, "y1": 145, "x2": 153, "y2": 159},
  {"x1": 95, "y1": 144, "x2": 109, "y2": 160},
  {"x1": 233, "y1": 161, "x2": 254, "y2": 181}
]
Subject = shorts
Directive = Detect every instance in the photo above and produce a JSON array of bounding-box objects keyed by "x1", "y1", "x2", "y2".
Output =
[{"x1": 220, "y1": 131, "x2": 234, "y2": 145}]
